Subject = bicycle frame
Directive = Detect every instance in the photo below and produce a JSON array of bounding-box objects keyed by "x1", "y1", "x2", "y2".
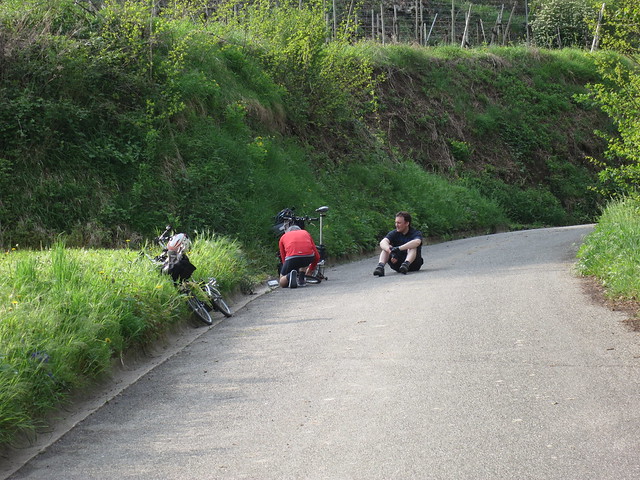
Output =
[
  {"x1": 275, "y1": 206, "x2": 329, "y2": 283},
  {"x1": 143, "y1": 225, "x2": 232, "y2": 322}
]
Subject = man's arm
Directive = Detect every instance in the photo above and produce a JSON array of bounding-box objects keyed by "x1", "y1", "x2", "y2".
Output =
[
  {"x1": 279, "y1": 237, "x2": 287, "y2": 264},
  {"x1": 397, "y1": 238, "x2": 422, "y2": 251}
]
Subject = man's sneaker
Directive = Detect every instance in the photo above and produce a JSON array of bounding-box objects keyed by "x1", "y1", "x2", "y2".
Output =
[
  {"x1": 399, "y1": 262, "x2": 409, "y2": 274},
  {"x1": 297, "y1": 272, "x2": 306, "y2": 287},
  {"x1": 288, "y1": 270, "x2": 298, "y2": 288},
  {"x1": 373, "y1": 265, "x2": 385, "y2": 277}
]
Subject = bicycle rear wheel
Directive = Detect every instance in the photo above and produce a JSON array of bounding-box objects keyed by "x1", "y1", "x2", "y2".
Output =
[
  {"x1": 185, "y1": 288, "x2": 213, "y2": 325},
  {"x1": 304, "y1": 275, "x2": 321, "y2": 284}
]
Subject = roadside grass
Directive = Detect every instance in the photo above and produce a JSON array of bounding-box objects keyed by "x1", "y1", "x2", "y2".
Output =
[
  {"x1": 0, "y1": 235, "x2": 248, "y2": 446},
  {"x1": 577, "y1": 197, "x2": 640, "y2": 300}
]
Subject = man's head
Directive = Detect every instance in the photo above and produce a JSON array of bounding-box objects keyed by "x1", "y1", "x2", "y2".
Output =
[
  {"x1": 286, "y1": 225, "x2": 301, "y2": 232},
  {"x1": 394, "y1": 211, "x2": 412, "y2": 234}
]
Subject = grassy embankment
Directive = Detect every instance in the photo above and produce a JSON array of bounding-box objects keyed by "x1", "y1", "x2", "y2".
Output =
[
  {"x1": 0, "y1": 1, "x2": 613, "y2": 252},
  {"x1": 577, "y1": 197, "x2": 640, "y2": 302},
  {"x1": 0, "y1": 234, "x2": 244, "y2": 447},
  {"x1": 0, "y1": 0, "x2": 619, "y2": 448}
]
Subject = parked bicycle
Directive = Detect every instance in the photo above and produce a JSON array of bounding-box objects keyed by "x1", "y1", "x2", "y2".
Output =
[
  {"x1": 273, "y1": 206, "x2": 329, "y2": 284},
  {"x1": 144, "y1": 225, "x2": 232, "y2": 325}
]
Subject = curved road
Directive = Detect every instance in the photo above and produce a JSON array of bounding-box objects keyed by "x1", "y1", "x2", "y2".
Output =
[{"x1": 6, "y1": 225, "x2": 640, "y2": 479}]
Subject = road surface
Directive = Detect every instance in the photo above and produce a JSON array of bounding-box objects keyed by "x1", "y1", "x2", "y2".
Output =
[{"x1": 6, "y1": 225, "x2": 640, "y2": 479}]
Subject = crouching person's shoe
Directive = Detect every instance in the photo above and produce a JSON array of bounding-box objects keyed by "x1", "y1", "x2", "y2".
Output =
[{"x1": 288, "y1": 270, "x2": 298, "y2": 288}]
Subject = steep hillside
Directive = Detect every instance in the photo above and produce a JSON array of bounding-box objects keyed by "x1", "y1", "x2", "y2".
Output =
[
  {"x1": 296, "y1": 45, "x2": 611, "y2": 226},
  {"x1": 373, "y1": 47, "x2": 605, "y2": 180},
  {"x1": 0, "y1": 2, "x2": 615, "y2": 256}
]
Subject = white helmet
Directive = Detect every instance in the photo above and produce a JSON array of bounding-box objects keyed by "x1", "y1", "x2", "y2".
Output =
[{"x1": 166, "y1": 233, "x2": 190, "y2": 254}]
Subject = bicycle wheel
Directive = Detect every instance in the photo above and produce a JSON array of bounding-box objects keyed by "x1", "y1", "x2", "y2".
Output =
[
  {"x1": 206, "y1": 285, "x2": 233, "y2": 317},
  {"x1": 304, "y1": 274, "x2": 321, "y2": 285},
  {"x1": 212, "y1": 296, "x2": 233, "y2": 317},
  {"x1": 185, "y1": 289, "x2": 213, "y2": 325}
]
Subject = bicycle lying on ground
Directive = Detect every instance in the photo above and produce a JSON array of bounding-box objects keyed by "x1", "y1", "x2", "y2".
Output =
[
  {"x1": 273, "y1": 206, "x2": 329, "y2": 284},
  {"x1": 143, "y1": 225, "x2": 232, "y2": 325}
]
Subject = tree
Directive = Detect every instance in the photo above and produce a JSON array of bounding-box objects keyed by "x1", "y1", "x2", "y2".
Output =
[
  {"x1": 598, "y1": 0, "x2": 640, "y2": 55},
  {"x1": 530, "y1": 0, "x2": 594, "y2": 48},
  {"x1": 585, "y1": 0, "x2": 640, "y2": 196}
]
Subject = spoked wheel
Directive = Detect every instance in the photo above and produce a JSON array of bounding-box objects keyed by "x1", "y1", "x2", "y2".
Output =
[
  {"x1": 304, "y1": 274, "x2": 322, "y2": 285},
  {"x1": 185, "y1": 289, "x2": 213, "y2": 325},
  {"x1": 212, "y1": 296, "x2": 233, "y2": 317},
  {"x1": 204, "y1": 283, "x2": 233, "y2": 318}
]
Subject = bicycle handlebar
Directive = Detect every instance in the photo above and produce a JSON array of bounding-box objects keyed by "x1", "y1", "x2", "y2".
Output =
[
  {"x1": 155, "y1": 225, "x2": 173, "y2": 246},
  {"x1": 281, "y1": 214, "x2": 320, "y2": 223}
]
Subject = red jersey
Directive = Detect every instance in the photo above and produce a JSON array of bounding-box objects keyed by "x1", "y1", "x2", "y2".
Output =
[{"x1": 279, "y1": 229, "x2": 320, "y2": 271}]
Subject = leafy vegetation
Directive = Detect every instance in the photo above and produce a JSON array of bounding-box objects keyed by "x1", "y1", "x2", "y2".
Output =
[
  {"x1": 0, "y1": 0, "x2": 611, "y2": 256},
  {"x1": 577, "y1": 197, "x2": 640, "y2": 299},
  {"x1": 581, "y1": 0, "x2": 640, "y2": 197},
  {"x1": 530, "y1": 0, "x2": 594, "y2": 48},
  {"x1": 571, "y1": 0, "x2": 640, "y2": 305}
]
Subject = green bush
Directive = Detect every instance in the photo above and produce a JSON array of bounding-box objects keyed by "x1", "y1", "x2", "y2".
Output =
[{"x1": 530, "y1": 0, "x2": 595, "y2": 48}]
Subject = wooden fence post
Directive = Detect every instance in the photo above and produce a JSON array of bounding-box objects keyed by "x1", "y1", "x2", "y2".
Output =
[
  {"x1": 556, "y1": 26, "x2": 562, "y2": 48},
  {"x1": 525, "y1": 0, "x2": 530, "y2": 46},
  {"x1": 343, "y1": 0, "x2": 356, "y2": 38},
  {"x1": 503, "y1": 3, "x2": 516, "y2": 45},
  {"x1": 415, "y1": 0, "x2": 419, "y2": 42},
  {"x1": 393, "y1": 4, "x2": 398, "y2": 42},
  {"x1": 371, "y1": 9, "x2": 375, "y2": 40},
  {"x1": 419, "y1": 0, "x2": 424, "y2": 44},
  {"x1": 490, "y1": 4, "x2": 504, "y2": 45},
  {"x1": 451, "y1": 0, "x2": 456, "y2": 44},
  {"x1": 461, "y1": 4, "x2": 472, "y2": 47},
  {"x1": 426, "y1": 13, "x2": 438, "y2": 44},
  {"x1": 591, "y1": 3, "x2": 605, "y2": 52},
  {"x1": 380, "y1": 3, "x2": 386, "y2": 45}
]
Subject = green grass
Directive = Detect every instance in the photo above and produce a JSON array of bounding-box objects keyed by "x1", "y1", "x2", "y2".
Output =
[
  {"x1": 0, "y1": 235, "x2": 248, "y2": 446},
  {"x1": 577, "y1": 197, "x2": 640, "y2": 300}
]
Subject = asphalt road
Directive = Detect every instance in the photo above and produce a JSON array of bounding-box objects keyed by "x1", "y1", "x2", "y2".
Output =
[{"x1": 6, "y1": 225, "x2": 640, "y2": 480}]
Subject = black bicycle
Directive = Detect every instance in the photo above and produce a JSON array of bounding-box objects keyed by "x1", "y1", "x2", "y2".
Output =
[
  {"x1": 273, "y1": 206, "x2": 329, "y2": 284},
  {"x1": 146, "y1": 226, "x2": 232, "y2": 325}
]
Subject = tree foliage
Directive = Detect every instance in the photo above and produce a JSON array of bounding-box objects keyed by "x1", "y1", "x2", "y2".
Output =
[
  {"x1": 585, "y1": 0, "x2": 640, "y2": 196},
  {"x1": 530, "y1": 0, "x2": 595, "y2": 48},
  {"x1": 597, "y1": 0, "x2": 640, "y2": 55}
]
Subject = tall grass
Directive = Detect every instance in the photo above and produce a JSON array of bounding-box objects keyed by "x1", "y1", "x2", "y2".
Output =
[
  {"x1": 577, "y1": 197, "x2": 640, "y2": 299},
  {"x1": 0, "y1": 236, "x2": 248, "y2": 446}
]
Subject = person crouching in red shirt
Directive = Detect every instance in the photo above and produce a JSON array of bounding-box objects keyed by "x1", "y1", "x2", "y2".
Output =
[{"x1": 278, "y1": 226, "x2": 320, "y2": 288}]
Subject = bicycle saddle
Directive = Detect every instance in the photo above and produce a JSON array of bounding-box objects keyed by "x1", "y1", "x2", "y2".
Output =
[{"x1": 315, "y1": 206, "x2": 329, "y2": 213}]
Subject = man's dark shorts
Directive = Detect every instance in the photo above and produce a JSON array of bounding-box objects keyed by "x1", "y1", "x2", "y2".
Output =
[
  {"x1": 389, "y1": 252, "x2": 423, "y2": 272},
  {"x1": 281, "y1": 254, "x2": 316, "y2": 275}
]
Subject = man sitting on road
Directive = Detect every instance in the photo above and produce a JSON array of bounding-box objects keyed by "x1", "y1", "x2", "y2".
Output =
[
  {"x1": 374, "y1": 211, "x2": 424, "y2": 276},
  {"x1": 279, "y1": 226, "x2": 321, "y2": 288}
]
